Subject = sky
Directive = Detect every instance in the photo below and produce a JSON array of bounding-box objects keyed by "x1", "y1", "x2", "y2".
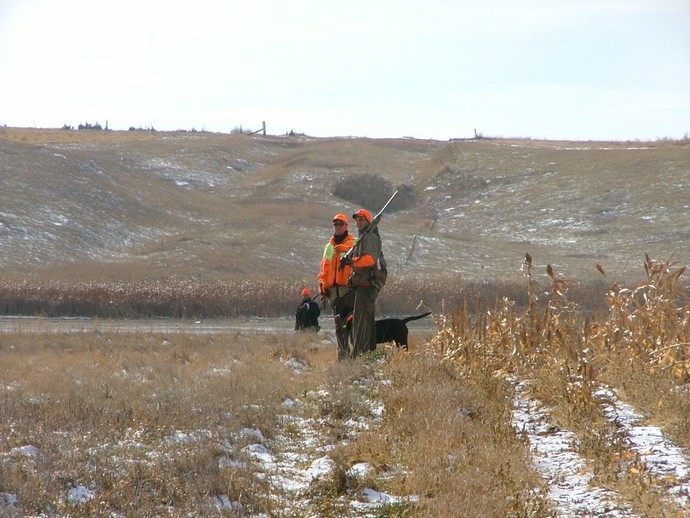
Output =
[{"x1": 0, "y1": 0, "x2": 688, "y2": 141}]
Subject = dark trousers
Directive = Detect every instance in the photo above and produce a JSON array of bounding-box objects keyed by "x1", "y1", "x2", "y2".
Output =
[
  {"x1": 330, "y1": 289, "x2": 355, "y2": 360},
  {"x1": 352, "y1": 287, "x2": 378, "y2": 358}
]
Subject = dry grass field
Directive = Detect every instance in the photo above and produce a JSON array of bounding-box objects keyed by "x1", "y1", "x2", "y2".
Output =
[
  {"x1": 1, "y1": 256, "x2": 688, "y2": 516},
  {"x1": 1, "y1": 128, "x2": 690, "y2": 516},
  {"x1": 1, "y1": 126, "x2": 688, "y2": 317}
]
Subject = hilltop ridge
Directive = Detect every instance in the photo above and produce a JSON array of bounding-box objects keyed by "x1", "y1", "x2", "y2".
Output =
[{"x1": 1, "y1": 127, "x2": 688, "y2": 284}]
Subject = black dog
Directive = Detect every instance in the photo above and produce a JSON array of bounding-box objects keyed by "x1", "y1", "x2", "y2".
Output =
[
  {"x1": 345, "y1": 312, "x2": 432, "y2": 350},
  {"x1": 375, "y1": 312, "x2": 432, "y2": 350}
]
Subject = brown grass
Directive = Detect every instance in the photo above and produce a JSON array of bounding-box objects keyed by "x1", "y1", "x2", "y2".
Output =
[
  {"x1": 0, "y1": 330, "x2": 335, "y2": 515},
  {"x1": 366, "y1": 353, "x2": 550, "y2": 517},
  {"x1": 1, "y1": 255, "x2": 688, "y2": 516},
  {"x1": 2, "y1": 124, "x2": 689, "y2": 515}
]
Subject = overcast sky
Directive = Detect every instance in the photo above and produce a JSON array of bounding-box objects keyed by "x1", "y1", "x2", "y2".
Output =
[{"x1": 1, "y1": 0, "x2": 688, "y2": 141}]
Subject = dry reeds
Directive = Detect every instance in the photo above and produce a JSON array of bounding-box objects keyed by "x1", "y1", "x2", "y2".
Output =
[
  {"x1": 413, "y1": 254, "x2": 690, "y2": 516},
  {"x1": 1, "y1": 254, "x2": 688, "y2": 516},
  {"x1": 0, "y1": 276, "x2": 613, "y2": 320}
]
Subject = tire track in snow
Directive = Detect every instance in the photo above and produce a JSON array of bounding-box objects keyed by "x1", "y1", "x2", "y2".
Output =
[
  {"x1": 512, "y1": 380, "x2": 639, "y2": 517},
  {"x1": 595, "y1": 387, "x2": 690, "y2": 513},
  {"x1": 513, "y1": 379, "x2": 690, "y2": 516}
]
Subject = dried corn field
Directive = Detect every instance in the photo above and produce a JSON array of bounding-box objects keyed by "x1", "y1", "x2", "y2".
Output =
[{"x1": 421, "y1": 254, "x2": 690, "y2": 516}]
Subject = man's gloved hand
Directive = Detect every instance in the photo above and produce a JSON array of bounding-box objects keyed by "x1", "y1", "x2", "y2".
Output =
[{"x1": 340, "y1": 255, "x2": 353, "y2": 267}]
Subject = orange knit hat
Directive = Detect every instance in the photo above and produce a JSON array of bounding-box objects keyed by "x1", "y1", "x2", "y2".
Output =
[{"x1": 302, "y1": 288, "x2": 311, "y2": 297}]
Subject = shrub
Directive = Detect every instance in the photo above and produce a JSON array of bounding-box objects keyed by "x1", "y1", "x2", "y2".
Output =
[
  {"x1": 77, "y1": 122, "x2": 102, "y2": 130},
  {"x1": 333, "y1": 173, "x2": 416, "y2": 213}
]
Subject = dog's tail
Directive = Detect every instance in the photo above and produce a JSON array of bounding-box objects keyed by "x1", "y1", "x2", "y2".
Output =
[{"x1": 401, "y1": 312, "x2": 432, "y2": 324}]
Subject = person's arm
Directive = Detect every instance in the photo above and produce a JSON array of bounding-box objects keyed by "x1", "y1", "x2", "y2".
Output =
[{"x1": 351, "y1": 233, "x2": 379, "y2": 268}]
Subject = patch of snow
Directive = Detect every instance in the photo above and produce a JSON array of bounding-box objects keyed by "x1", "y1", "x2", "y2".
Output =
[
  {"x1": 344, "y1": 417, "x2": 372, "y2": 431},
  {"x1": 0, "y1": 493, "x2": 19, "y2": 510},
  {"x1": 168, "y1": 430, "x2": 197, "y2": 443},
  {"x1": 284, "y1": 357, "x2": 308, "y2": 374},
  {"x1": 360, "y1": 487, "x2": 405, "y2": 504},
  {"x1": 366, "y1": 398, "x2": 385, "y2": 418},
  {"x1": 210, "y1": 494, "x2": 242, "y2": 511},
  {"x1": 552, "y1": 146, "x2": 653, "y2": 151},
  {"x1": 67, "y1": 485, "x2": 95, "y2": 503},
  {"x1": 282, "y1": 397, "x2": 298, "y2": 408},
  {"x1": 238, "y1": 368, "x2": 419, "y2": 516},
  {"x1": 10, "y1": 445, "x2": 39, "y2": 458},
  {"x1": 218, "y1": 456, "x2": 247, "y2": 469},
  {"x1": 243, "y1": 443, "x2": 274, "y2": 464},
  {"x1": 239, "y1": 427, "x2": 266, "y2": 442},
  {"x1": 306, "y1": 456, "x2": 335, "y2": 480},
  {"x1": 3, "y1": 381, "x2": 20, "y2": 391},
  {"x1": 348, "y1": 462, "x2": 372, "y2": 478},
  {"x1": 595, "y1": 387, "x2": 690, "y2": 512}
]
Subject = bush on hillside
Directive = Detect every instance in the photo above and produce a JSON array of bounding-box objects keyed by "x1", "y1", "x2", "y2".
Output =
[
  {"x1": 333, "y1": 173, "x2": 416, "y2": 213},
  {"x1": 128, "y1": 125, "x2": 157, "y2": 132},
  {"x1": 78, "y1": 122, "x2": 102, "y2": 130}
]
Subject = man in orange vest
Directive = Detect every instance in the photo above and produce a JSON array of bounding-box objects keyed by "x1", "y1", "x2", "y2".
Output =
[{"x1": 318, "y1": 213, "x2": 356, "y2": 359}]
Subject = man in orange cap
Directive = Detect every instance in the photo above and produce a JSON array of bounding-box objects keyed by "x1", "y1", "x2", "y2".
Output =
[
  {"x1": 340, "y1": 208, "x2": 382, "y2": 357},
  {"x1": 318, "y1": 213, "x2": 357, "y2": 358},
  {"x1": 295, "y1": 288, "x2": 320, "y2": 331}
]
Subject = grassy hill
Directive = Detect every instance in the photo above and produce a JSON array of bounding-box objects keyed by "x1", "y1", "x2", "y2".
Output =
[{"x1": 1, "y1": 127, "x2": 688, "y2": 288}]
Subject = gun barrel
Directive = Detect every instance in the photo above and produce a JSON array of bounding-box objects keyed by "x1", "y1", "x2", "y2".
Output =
[
  {"x1": 341, "y1": 190, "x2": 398, "y2": 264},
  {"x1": 372, "y1": 190, "x2": 398, "y2": 224}
]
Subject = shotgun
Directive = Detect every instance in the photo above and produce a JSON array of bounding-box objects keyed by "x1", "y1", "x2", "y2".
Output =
[{"x1": 340, "y1": 190, "x2": 398, "y2": 268}]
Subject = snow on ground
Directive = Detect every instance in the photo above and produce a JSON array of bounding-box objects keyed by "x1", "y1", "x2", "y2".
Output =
[
  {"x1": 595, "y1": 387, "x2": 690, "y2": 511},
  {"x1": 218, "y1": 357, "x2": 690, "y2": 516},
  {"x1": 238, "y1": 355, "x2": 419, "y2": 516},
  {"x1": 512, "y1": 379, "x2": 690, "y2": 517},
  {"x1": 513, "y1": 380, "x2": 639, "y2": 517}
]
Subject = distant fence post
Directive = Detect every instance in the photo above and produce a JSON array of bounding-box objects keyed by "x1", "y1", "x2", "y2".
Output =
[{"x1": 249, "y1": 122, "x2": 267, "y2": 136}]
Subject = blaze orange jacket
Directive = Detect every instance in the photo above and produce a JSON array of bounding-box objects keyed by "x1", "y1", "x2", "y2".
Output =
[
  {"x1": 318, "y1": 233, "x2": 357, "y2": 294},
  {"x1": 348, "y1": 228, "x2": 380, "y2": 286}
]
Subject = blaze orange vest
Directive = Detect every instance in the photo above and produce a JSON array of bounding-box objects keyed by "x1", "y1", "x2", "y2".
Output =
[{"x1": 318, "y1": 233, "x2": 357, "y2": 292}]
